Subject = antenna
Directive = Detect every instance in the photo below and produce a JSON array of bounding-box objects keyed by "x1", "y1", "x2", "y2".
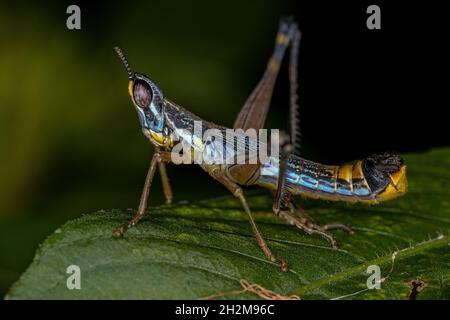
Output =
[{"x1": 114, "y1": 46, "x2": 133, "y2": 79}]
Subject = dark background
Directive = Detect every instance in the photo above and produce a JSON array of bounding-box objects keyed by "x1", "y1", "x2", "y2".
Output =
[{"x1": 0, "y1": 1, "x2": 447, "y2": 295}]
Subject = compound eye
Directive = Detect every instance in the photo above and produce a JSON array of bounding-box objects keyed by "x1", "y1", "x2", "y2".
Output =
[{"x1": 133, "y1": 80, "x2": 153, "y2": 109}]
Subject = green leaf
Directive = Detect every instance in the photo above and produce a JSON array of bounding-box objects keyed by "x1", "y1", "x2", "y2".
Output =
[{"x1": 6, "y1": 148, "x2": 450, "y2": 299}]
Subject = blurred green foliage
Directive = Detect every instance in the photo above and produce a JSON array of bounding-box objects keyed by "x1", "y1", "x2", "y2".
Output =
[{"x1": 0, "y1": 1, "x2": 295, "y2": 295}]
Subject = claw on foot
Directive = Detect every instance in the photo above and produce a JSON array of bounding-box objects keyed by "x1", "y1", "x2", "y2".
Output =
[
  {"x1": 279, "y1": 258, "x2": 289, "y2": 272},
  {"x1": 113, "y1": 221, "x2": 134, "y2": 238},
  {"x1": 272, "y1": 256, "x2": 289, "y2": 272},
  {"x1": 113, "y1": 226, "x2": 125, "y2": 237},
  {"x1": 330, "y1": 238, "x2": 339, "y2": 249},
  {"x1": 319, "y1": 230, "x2": 339, "y2": 249}
]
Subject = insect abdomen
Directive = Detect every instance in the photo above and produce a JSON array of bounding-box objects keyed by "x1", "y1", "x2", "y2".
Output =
[{"x1": 284, "y1": 156, "x2": 376, "y2": 202}]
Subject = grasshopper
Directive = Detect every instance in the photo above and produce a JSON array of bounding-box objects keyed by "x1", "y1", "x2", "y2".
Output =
[{"x1": 113, "y1": 17, "x2": 407, "y2": 271}]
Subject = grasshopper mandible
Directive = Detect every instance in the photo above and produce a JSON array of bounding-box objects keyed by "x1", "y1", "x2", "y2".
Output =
[{"x1": 113, "y1": 17, "x2": 407, "y2": 271}]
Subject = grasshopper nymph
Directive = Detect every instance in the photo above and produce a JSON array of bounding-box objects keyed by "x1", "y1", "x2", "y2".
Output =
[{"x1": 113, "y1": 17, "x2": 407, "y2": 271}]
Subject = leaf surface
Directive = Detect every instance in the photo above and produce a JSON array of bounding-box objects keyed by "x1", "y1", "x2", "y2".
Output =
[{"x1": 6, "y1": 148, "x2": 450, "y2": 299}]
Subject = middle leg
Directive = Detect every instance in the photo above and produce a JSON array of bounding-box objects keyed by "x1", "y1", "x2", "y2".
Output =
[{"x1": 208, "y1": 168, "x2": 289, "y2": 271}]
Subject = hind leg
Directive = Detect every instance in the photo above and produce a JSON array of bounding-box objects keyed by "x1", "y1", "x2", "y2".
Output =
[
  {"x1": 273, "y1": 197, "x2": 340, "y2": 248},
  {"x1": 272, "y1": 161, "x2": 353, "y2": 248},
  {"x1": 290, "y1": 201, "x2": 354, "y2": 235}
]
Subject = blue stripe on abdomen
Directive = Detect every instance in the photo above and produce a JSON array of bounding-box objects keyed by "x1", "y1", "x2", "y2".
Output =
[
  {"x1": 352, "y1": 179, "x2": 371, "y2": 196},
  {"x1": 299, "y1": 174, "x2": 318, "y2": 189},
  {"x1": 318, "y1": 178, "x2": 335, "y2": 193},
  {"x1": 336, "y1": 186, "x2": 352, "y2": 196},
  {"x1": 353, "y1": 185, "x2": 370, "y2": 196}
]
